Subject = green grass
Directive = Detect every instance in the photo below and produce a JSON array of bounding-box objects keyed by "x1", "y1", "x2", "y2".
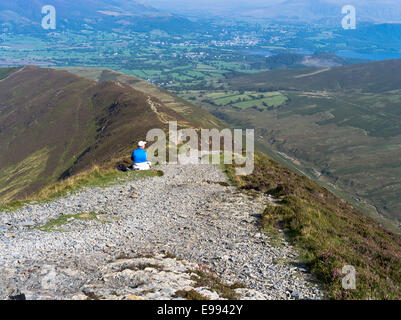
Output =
[
  {"x1": 232, "y1": 94, "x2": 287, "y2": 109},
  {"x1": 0, "y1": 200, "x2": 32, "y2": 213},
  {"x1": 226, "y1": 153, "x2": 401, "y2": 300},
  {"x1": 0, "y1": 166, "x2": 163, "y2": 212},
  {"x1": 200, "y1": 90, "x2": 288, "y2": 110},
  {"x1": 32, "y1": 211, "x2": 102, "y2": 232},
  {"x1": 0, "y1": 148, "x2": 50, "y2": 205}
]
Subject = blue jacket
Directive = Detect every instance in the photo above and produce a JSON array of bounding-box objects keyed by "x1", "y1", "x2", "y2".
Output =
[{"x1": 131, "y1": 148, "x2": 148, "y2": 163}]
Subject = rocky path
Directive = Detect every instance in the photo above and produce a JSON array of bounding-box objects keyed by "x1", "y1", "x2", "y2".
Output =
[{"x1": 0, "y1": 164, "x2": 323, "y2": 300}]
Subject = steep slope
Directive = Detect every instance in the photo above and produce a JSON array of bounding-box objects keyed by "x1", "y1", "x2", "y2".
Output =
[
  {"x1": 229, "y1": 59, "x2": 401, "y2": 93},
  {"x1": 0, "y1": 66, "x2": 186, "y2": 203},
  {"x1": 62, "y1": 67, "x2": 225, "y2": 130},
  {"x1": 195, "y1": 59, "x2": 401, "y2": 233},
  {"x1": 227, "y1": 153, "x2": 401, "y2": 299}
]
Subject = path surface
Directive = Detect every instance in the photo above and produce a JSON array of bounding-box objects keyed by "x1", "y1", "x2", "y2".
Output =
[
  {"x1": 294, "y1": 67, "x2": 330, "y2": 78},
  {"x1": 0, "y1": 164, "x2": 322, "y2": 300}
]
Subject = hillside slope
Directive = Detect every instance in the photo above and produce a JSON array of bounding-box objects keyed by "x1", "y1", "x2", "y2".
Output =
[
  {"x1": 0, "y1": 66, "x2": 187, "y2": 204},
  {"x1": 227, "y1": 153, "x2": 401, "y2": 299},
  {"x1": 190, "y1": 59, "x2": 401, "y2": 233},
  {"x1": 62, "y1": 67, "x2": 225, "y2": 130},
  {"x1": 0, "y1": 0, "x2": 196, "y2": 33},
  {"x1": 229, "y1": 59, "x2": 401, "y2": 93}
]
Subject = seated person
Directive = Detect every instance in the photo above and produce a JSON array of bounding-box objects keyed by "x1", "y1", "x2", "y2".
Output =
[{"x1": 131, "y1": 141, "x2": 151, "y2": 170}]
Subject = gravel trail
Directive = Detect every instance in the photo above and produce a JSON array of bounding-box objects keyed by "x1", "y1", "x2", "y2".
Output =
[{"x1": 0, "y1": 164, "x2": 323, "y2": 300}]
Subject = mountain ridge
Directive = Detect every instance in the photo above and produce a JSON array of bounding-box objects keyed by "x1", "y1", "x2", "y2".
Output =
[
  {"x1": 0, "y1": 0, "x2": 195, "y2": 33},
  {"x1": 0, "y1": 66, "x2": 191, "y2": 203},
  {"x1": 150, "y1": 0, "x2": 401, "y2": 23}
]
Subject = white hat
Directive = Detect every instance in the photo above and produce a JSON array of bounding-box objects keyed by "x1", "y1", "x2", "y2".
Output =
[{"x1": 138, "y1": 141, "x2": 147, "y2": 147}]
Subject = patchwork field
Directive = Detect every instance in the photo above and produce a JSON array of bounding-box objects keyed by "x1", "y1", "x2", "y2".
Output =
[{"x1": 182, "y1": 90, "x2": 288, "y2": 111}]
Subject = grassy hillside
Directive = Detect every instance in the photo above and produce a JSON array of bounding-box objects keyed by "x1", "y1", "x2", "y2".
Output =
[
  {"x1": 226, "y1": 153, "x2": 401, "y2": 300},
  {"x1": 186, "y1": 59, "x2": 401, "y2": 234},
  {"x1": 0, "y1": 66, "x2": 185, "y2": 204},
  {"x1": 228, "y1": 59, "x2": 401, "y2": 93},
  {"x1": 0, "y1": 0, "x2": 197, "y2": 33},
  {"x1": 1, "y1": 162, "x2": 163, "y2": 213},
  {"x1": 62, "y1": 67, "x2": 225, "y2": 130},
  {"x1": 0, "y1": 67, "x2": 20, "y2": 80}
]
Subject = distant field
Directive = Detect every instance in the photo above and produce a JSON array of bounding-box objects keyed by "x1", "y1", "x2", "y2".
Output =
[{"x1": 182, "y1": 90, "x2": 288, "y2": 111}]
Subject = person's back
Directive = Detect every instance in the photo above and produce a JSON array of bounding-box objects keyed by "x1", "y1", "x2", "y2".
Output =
[
  {"x1": 132, "y1": 148, "x2": 147, "y2": 164},
  {"x1": 131, "y1": 141, "x2": 151, "y2": 170}
]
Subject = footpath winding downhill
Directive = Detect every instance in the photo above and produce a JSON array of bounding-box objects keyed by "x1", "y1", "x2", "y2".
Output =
[{"x1": 0, "y1": 164, "x2": 322, "y2": 300}]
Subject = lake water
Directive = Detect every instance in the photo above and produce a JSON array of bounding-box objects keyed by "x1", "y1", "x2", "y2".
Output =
[
  {"x1": 243, "y1": 49, "x2": 273, "y2": 56},
  {"x1": 244, "y1": 49, "x2": 313, "y2": 56},
  {"x1": 336, "y1": 50, "x2": 401, "y2": 61}
]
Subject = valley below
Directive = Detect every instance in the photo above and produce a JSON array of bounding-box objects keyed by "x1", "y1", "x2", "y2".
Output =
[{"x1": 180, "y1": 60, "x2": 401, "y2": 234}]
